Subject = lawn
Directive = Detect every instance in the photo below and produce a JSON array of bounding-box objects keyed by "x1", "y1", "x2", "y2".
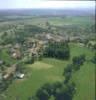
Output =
[{"x1": 3, "y1": 44, "x2": 95, "y2": 100}]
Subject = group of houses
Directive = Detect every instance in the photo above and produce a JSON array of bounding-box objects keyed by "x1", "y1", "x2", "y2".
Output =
[{"x1": 0, "y1": 63, "x2": 25, "y2": 80}]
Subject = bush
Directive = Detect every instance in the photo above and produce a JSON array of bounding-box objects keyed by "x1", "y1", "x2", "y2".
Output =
[
  {"x1": 63, "y1": 64, "x2": 73, "y2": 84},
  {"x1": 72, "y1": 54, "x2": 86, "y2": 71}
]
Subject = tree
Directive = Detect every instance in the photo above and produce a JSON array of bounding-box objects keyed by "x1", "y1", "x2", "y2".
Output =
[
  {"x1": 25, "y1": 53, "x2": 35, "y2": 64},
  {"x1": 41, "y1": 83, "x2": 54, "y2": 96},
  {"x1": 44, "y1": 42, "x2": 70, "y2": 60},
  {"x1": 36, "y1": 88, "x2": 50, "y2": 100},
  {"x1": 72, "y1": 54, "x2": 86, "y2": 71},
  {"x1": 93, "y1": 44, "x2": 96, "y2": 50},
  {"x1": 16, "y1": 62, "x2": 25, "y2": 73},
  {"x1": 55, "y1": 82, "x2": 76, "y2": 100},
  {"x1": 1, "y1": 32, "x2": 15, "y2": 45},
  {"x1": 28, "y1": 96, "x2": 39, "y2": 100},
  {"x1": 63, "y1": 64, "x2": 73, "y2": 84},
  {"x1": 92, "y1": 53, "x2": 96, "y2": 64},
  {"x1": 46, "y1": 21, "x2": 51, "y2": 32},
  {"x1": 63, "y1": 64, "x2": 73, "y2": 76}
]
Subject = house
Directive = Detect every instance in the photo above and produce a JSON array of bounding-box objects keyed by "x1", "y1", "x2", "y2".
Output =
[
  {"x1": 15, "y1": 72, "x2": 25, "y2": 79},
  {"x1": 14, "y1": 43, "x2": 20, "y2": 49},
  {"x1": 11, "y1": 50, "x2": 22, "y2": 59},
  {"x1": 87, "y1": 41, "x2": 96, "y2": 49},
  {"x1": 78, "y1": 43, "x2": 85, "y2": 47},
  {"x1": 3, "y1": 65, "x2": 16, "y2": 80},
  {"x1": 25, "y1": 38, "x2": 36, "y2": 48},
  {"x1": 46, "y1": 34, "x2": 53, "y2": 40},
  {"x1": 69, "y1": 36, "x2": 82, "y2": 42},
  {"x1": 5, "y1": 44, "x2": 12, "y2": 48}
]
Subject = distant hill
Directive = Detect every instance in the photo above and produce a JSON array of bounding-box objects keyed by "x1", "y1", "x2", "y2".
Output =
[{"x1": 0, "y1": 8, "x2": 95, "y2": 16}]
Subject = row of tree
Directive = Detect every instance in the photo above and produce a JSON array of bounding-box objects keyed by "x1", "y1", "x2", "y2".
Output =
[
  {"x1": 44, "y1": 42, "x2": 70, "y2": 60},
  {"x1": 63, "y1": 54, "x2": 86, "y2": 84}
]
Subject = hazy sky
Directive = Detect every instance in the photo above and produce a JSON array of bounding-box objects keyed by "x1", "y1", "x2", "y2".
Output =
[{"x1": 0, "y1": 0, "x2": 95, "y2": 9}]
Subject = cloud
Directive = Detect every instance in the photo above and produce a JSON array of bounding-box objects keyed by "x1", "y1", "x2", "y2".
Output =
[{"x1": 0, "y1": 0, "x2": 95, "y2": 9}]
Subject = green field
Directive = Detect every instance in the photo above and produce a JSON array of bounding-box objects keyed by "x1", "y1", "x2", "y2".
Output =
[
  {"x1": 5, "y1": 59, "x2": 68, "y2": 100},
  {"x1": 3, "y1": 44, "x2": 95, "y2": 100},
  {"x1": 73, "y1": 61, "x2": 95, "y2": 100}
]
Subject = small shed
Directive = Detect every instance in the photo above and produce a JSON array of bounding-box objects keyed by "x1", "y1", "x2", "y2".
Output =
[{"x1": 16, "y1": 73, "x2": 25, "y2": 79}]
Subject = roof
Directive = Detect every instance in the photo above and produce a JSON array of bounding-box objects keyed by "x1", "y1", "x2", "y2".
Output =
[
  {"x1": 3, "y1": 64, "x2": 16, "y2": 79},
  {"x1": 16, "y1": 73, "x2": 24, "y2": 78},
  {"x1": 0, "y1": 60, "x2": 3, "y2": 65}
]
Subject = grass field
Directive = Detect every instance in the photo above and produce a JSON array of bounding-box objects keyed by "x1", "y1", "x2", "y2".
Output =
[
  {"x1": 73, "y1": 61, "x2": 95, "y2": 100},
  {"x1": 5, "y1": 59, "x2": 68, "y2": 100},
  {"x1": 3, "y1": 44, "x2": 95, "y2": 100}
]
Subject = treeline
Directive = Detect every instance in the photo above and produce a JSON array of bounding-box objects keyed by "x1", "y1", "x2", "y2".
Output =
[
  {"x1": 44, "y1": 42, "x2": 70, "y2": 60},
  {"x1": 63, "y1": 54, "x2": 86, "y2": 84}
]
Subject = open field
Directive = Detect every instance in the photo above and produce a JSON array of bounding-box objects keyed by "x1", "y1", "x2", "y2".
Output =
[
  {"x1": 5, "y1": 59, "x2": 68, "y2": 100},
  {"x1": 3, "y1": 44, "x2": 95, "y2": 100},
  {"x1": 0, "y1": 16, "x2": 95, "y2": 32}
]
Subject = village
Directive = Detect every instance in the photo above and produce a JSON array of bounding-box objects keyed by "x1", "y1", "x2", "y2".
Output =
[
  {"x1": 0, "y1": 6, "x2": 95, "y2": 99},
  {"x1": 0, "y1": 31, "x2": 95, "y2": 83}
]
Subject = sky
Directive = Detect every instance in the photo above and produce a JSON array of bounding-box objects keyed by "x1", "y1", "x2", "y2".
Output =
[{"x1": 0, "y1": 0, "x2": 95, "y2": 9}]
